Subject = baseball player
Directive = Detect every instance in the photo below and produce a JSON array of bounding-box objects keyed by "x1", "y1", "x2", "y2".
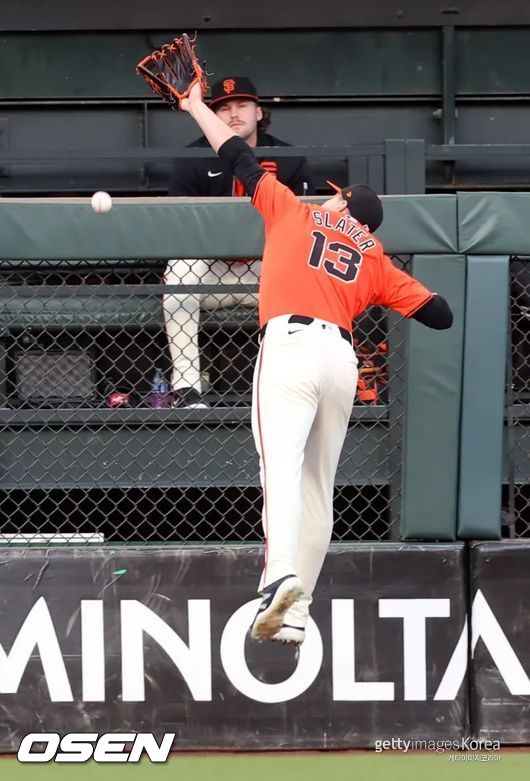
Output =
[{"x1": 180, "y1": 83, "x2": 453, "y2": 645}]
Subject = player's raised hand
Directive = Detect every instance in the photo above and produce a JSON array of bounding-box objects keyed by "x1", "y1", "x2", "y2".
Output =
[{"x1": 180, "y1": 82, "x2": 204, "y2": 113}]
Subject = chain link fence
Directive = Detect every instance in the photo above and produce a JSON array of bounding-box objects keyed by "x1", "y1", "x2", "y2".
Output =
[
  {"x1": 504, "y1": 256, "x2": 530, "y2": 537},
  {"x1": 0, "y1": 255, "x2": 411, "y2": 544}
]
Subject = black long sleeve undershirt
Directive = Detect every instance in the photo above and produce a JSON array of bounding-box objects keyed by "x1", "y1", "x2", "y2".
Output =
[
  {"x1": 412, "y1": 295, "x2": 453, "y2": 329},
  {"x1": 218, "y1": 136, "x2": 265, "y2": 197}
]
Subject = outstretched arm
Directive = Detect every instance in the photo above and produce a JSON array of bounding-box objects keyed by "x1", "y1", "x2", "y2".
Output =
[{"x1": 181, "y1": 82, "x2": 267, "y2": 198}]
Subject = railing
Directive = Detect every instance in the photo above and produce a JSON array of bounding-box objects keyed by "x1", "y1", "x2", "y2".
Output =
[
  {"x1": 4, "y1": 141, "x2": 530, "y2": 196},
  {"x1": 0, "y1": 142, "x2": 419, "y2": 195}
]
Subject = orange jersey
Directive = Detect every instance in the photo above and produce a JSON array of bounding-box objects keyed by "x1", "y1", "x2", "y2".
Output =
[{"x1": 252, "y1": 173, "x2": 433, "y2": 330}]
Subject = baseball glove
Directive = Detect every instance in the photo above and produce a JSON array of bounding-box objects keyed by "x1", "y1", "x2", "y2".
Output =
[{"x1": 136, "y1": 34, "x2": 207, "y2": 109}]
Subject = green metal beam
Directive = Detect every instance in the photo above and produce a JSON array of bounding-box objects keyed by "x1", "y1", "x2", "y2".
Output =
[{"x1": 442, "y1": 25, "x2": 457, "y2": 145}]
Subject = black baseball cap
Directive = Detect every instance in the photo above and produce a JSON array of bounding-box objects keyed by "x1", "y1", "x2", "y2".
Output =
[
  {"x1": 209, "y1": 77, "x2": 259, "y2": 109},
  {"x1": 327, "y1": 180, "x2": 383, "y2": 234}
]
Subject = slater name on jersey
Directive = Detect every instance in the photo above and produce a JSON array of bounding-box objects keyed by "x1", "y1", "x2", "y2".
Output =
[{"x1": 311, "y1": 209, "x2": 377, "y2": 252}]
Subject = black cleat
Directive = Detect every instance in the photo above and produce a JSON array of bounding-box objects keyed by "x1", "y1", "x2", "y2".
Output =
[{"x1": 250, "y1": 575, "x2": 303, "y2": 641}]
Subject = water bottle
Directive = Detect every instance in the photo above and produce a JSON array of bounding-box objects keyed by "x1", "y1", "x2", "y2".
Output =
[{"x1": 150, "y1": 368, "x2": 171, "y2": 408}]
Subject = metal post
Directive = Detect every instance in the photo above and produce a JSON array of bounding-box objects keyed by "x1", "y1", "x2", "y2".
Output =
[
  {"x1": 504, "y1": 322, "x2": 516, "y2": 539},
  {"x1": 0, "y1": 118, "x2": 8, "y2": 180},
  {"x1": 405, "y1": 139, "x2": 426, "y2": 194},
  {"x1": 441, "y1": 25, "x2": 457, "y2": 187},
  {"x1": 442, "y1": 25, "x2": 457, "y2": 145},
  {"x1": 139, "y1": 102, "x2": 149, "y2": 188},
  {"x1": 387, "y1": 311, "x2": 407, "y2": 539},
  {"x1": 0, "y1": 337, "x2": 8, "y2": 408},
  {"x1": 385, "y1": 139, "x2": 406, "y2": 194},
  {"x1": 366, "y1": 155, "x2": 385, "y2": 194},
  {"x1": 346, "y1": 155, "x2": 369, "y2": 187},
  {"x1": 385, "y1": 139, "x2": 426, "y2": 195},
  {"x1": 347, "y1": 154, "x2": 386, "y2": 194}
]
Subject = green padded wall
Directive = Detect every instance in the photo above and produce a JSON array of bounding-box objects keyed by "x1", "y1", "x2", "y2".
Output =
[
  {"x1": 0, "y1": 195, "x2": 457, "y2": 261},
  {"x1": 401, "y1": 255, "x2": 466, "y2": 540},
  {"x1": 459, "y1": 193, "x2": 530, "y2": 255},
  {"x1": 458, "y1": 257, "x2": 509, "y2": 539}
]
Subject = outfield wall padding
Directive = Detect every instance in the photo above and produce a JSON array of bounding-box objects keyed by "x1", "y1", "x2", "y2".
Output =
[
  {"x1": 0, "y1": 195, "x2": 457, "y2": 261},
  {"x1": 458, "y1": 192, "x2": 530, "y2": 255},
  {"x1": 470, "y1": 541, "x2": 530, "y2": 744},
  {"x1": 401, "y1": 255, "x2": 466, "y2": 539}
]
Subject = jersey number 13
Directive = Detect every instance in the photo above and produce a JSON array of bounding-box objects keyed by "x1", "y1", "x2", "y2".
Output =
[{"x1": 307, "y1": 230, "x2": 362, "y2": 283}]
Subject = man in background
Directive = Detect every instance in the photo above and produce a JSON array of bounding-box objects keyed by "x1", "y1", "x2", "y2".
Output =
[{"x1": 163, "y1": 76, "x2": 314, "y2": 407}]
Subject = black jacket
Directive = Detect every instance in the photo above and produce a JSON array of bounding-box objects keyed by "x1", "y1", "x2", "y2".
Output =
[{"x1": 169, "y1": 131, "x2": 314, "y2": 197}]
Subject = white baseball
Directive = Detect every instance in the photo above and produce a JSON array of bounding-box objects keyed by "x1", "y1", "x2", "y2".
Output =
[{"x1": 91, "y1": 191, "x2": 113, "y2": 214}]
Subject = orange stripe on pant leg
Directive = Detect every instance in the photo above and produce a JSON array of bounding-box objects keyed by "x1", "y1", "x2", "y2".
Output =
[{"x1": 255, "y1": 340, "x2": 269, "y2": 584}]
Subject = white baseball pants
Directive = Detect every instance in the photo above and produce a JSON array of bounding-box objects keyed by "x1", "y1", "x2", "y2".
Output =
[
  {"x1": 251, "y1": 315, "x2": 358, "y2": 628},
  {"x1": 162, "y1": 258, "x2": 261, "y2": 392}
]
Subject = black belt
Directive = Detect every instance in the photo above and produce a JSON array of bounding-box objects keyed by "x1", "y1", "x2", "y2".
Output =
[{"x1": 259, "y1": 315, "x2": 352, "y2": 345}]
